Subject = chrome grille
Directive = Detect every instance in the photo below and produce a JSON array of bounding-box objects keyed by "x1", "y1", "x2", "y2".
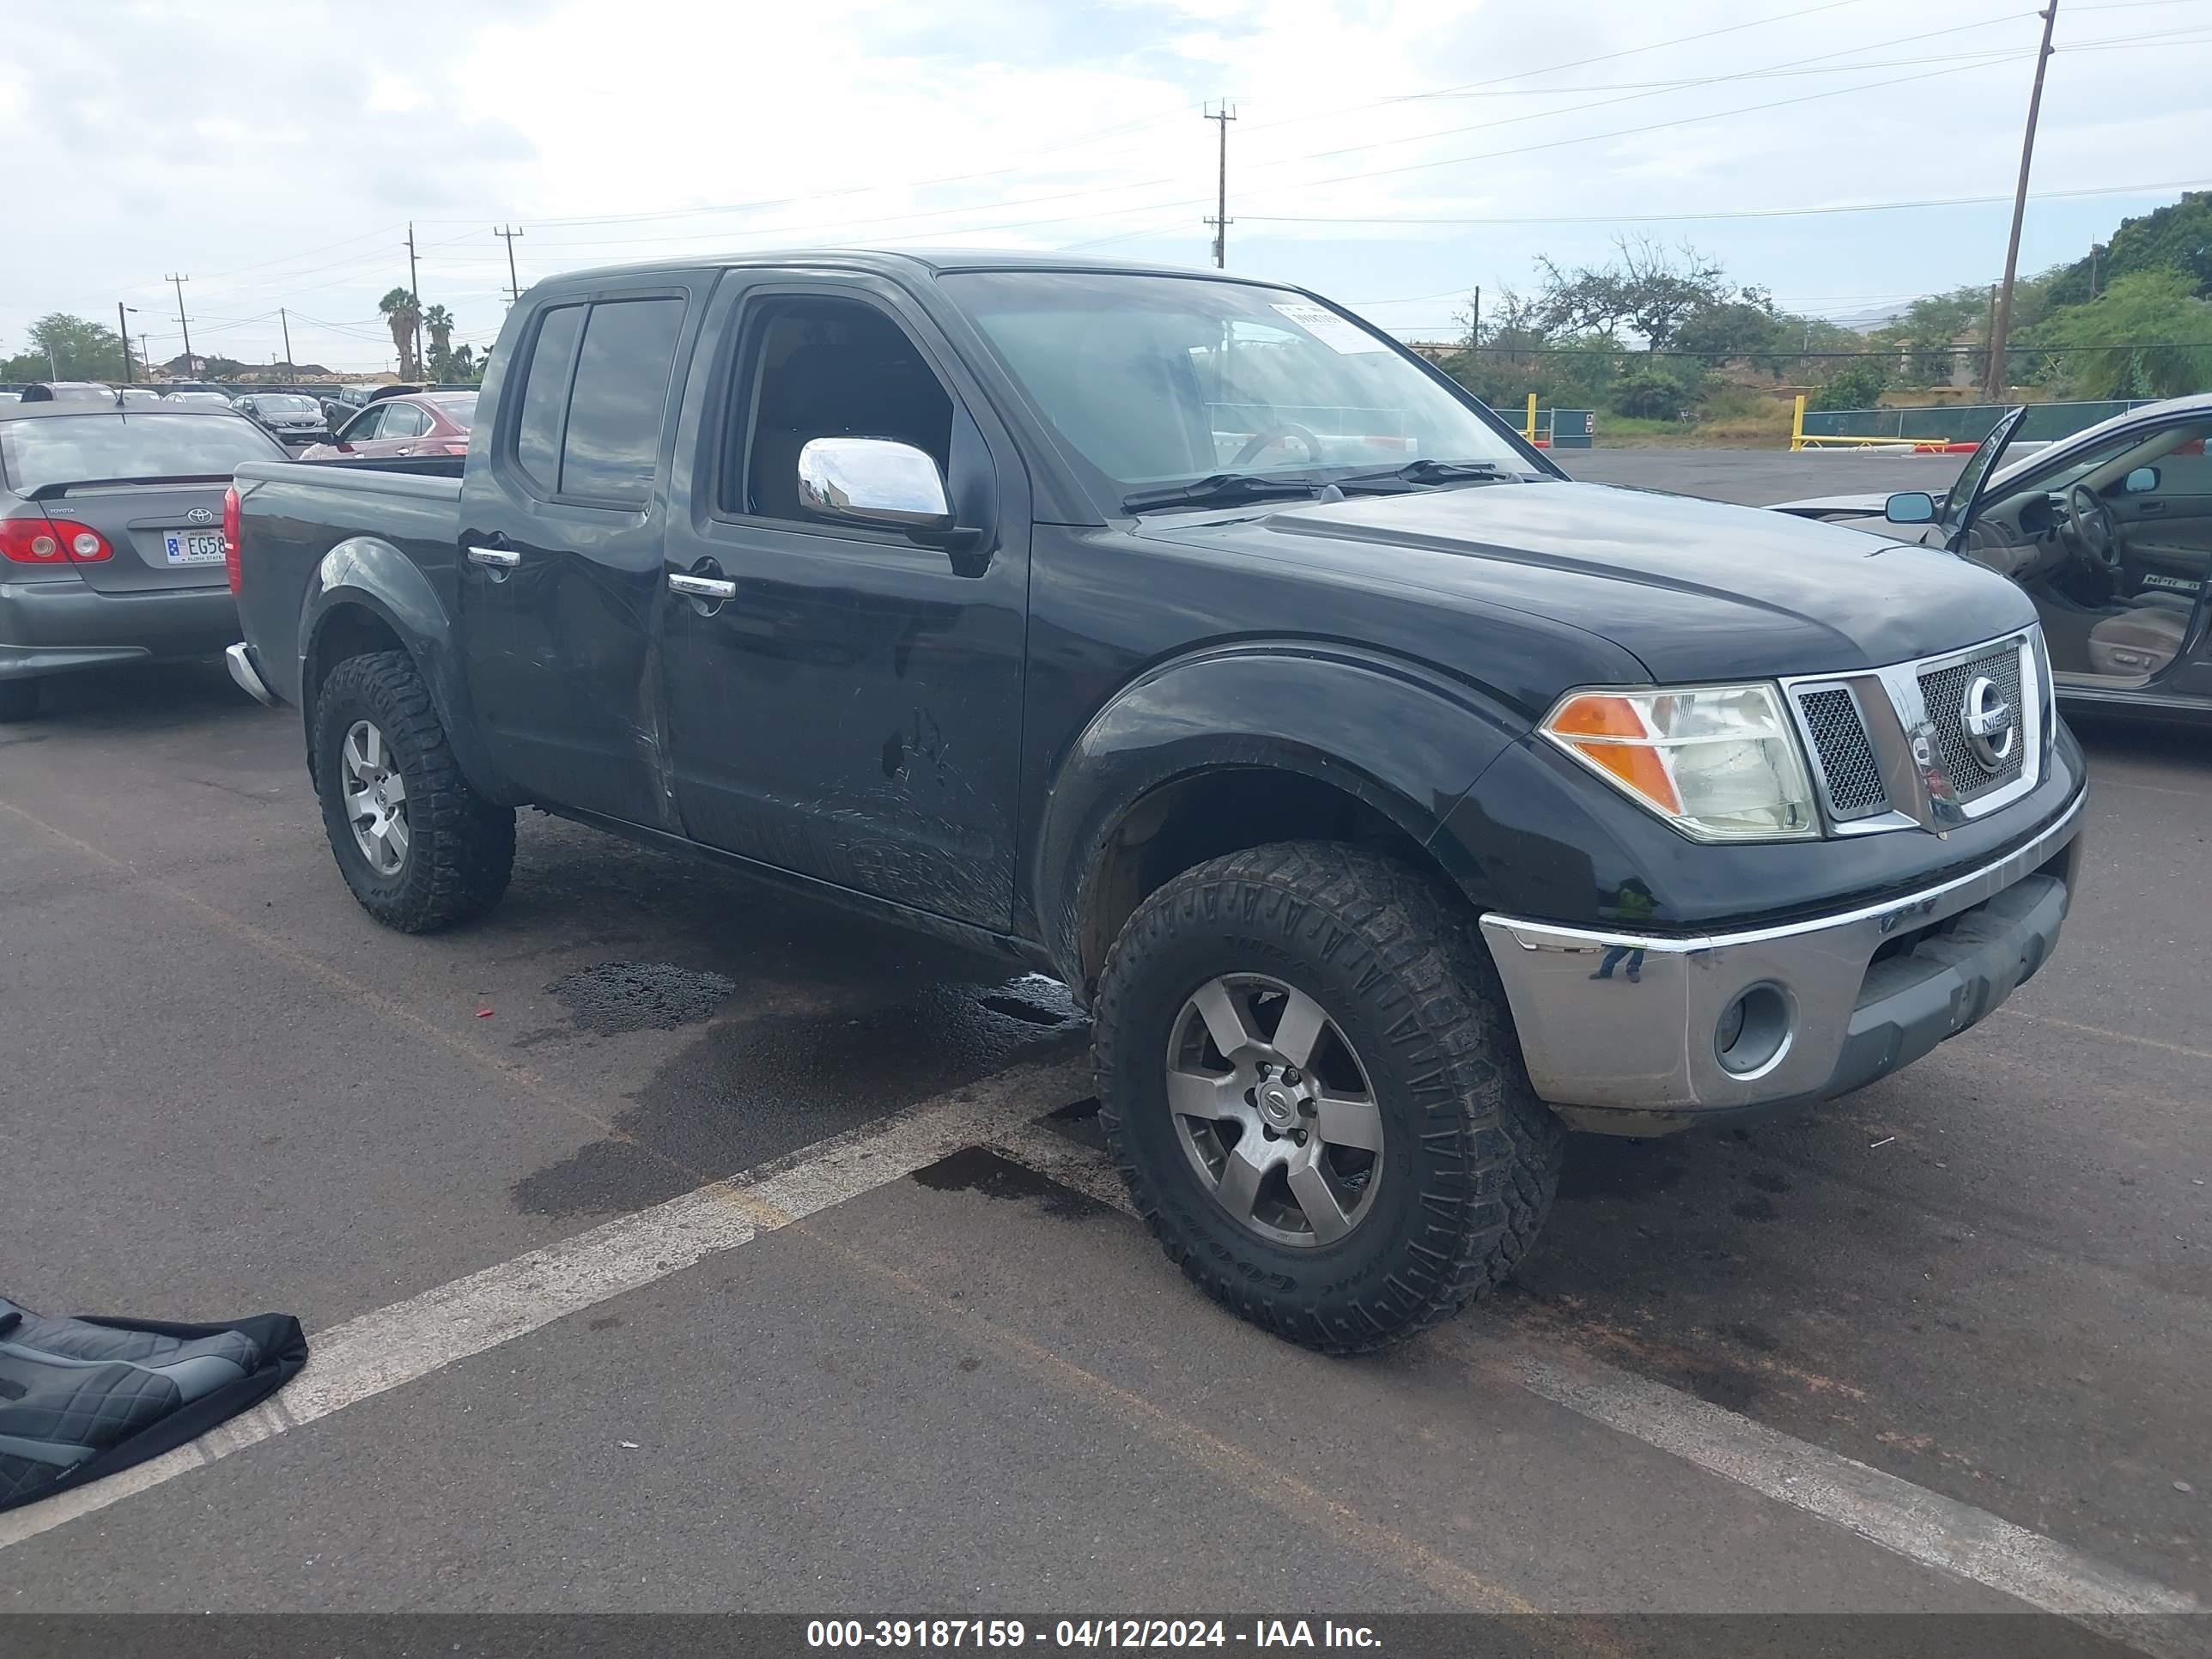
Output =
[
  {"x1": 1918, "y1": 644, "x2": 2027, "y2": 801},
  {"x1": 1796, "y1": 686, "x2": 1888, "y2": 818}
]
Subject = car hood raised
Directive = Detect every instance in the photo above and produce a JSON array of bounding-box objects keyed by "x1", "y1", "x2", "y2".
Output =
[{"x1": 1133, "y1": 480, "x2": 2036, "y2": 683}]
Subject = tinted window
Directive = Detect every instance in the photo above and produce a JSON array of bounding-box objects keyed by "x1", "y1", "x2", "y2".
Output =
[
  {"x1": 382, "y1": 404, "x2": 430, "y2": 438},
  {"x1": 514, "y1": 304, "x2": 585, "y2": 493},
  {"x1": 0, "y1": 413, "x2": 283, "y2": 493},
  {"x1": 339, "y1": 405, "x2": 385, "y2": 442},
  {"x1": 558, "y1": 299, "x2": 684, "y2": 502}
]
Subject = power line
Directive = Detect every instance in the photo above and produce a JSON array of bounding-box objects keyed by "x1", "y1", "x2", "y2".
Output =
[{"x1": 1238, "y1": 175, "x2": 2212, "y2": 227}]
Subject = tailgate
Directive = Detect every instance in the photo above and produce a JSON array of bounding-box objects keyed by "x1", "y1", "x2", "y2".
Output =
[{"x1": 40, "y1": 482, "x2": 234, "y2": 592}]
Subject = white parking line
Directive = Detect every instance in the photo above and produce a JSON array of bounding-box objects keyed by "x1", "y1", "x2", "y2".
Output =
[
  {"x1": 1514, "y1": 1348, "x2": 2203, "y2": 1652},
  {"x1": 0, "y1": 1057, "x2": 1090, "y2": 1554}
]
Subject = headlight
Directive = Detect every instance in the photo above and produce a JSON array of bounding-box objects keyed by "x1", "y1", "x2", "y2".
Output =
[{"x1": 1540, "y1": 682, "x2": 1820, "y2": 842}]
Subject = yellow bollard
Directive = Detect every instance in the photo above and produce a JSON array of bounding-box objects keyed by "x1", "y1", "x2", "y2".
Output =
[
  {"x1": 1524, "y1": 392, "x2": 1538, "y2": 442},
  {"x1": 1791, "y1": 393, "x2": 1807, "y2": 453}
]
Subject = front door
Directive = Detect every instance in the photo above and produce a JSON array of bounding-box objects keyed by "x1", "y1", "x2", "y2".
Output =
[
  {"x1": 459, "y1": 283, "x2": 698, "y2": 825},
  {"x1": 658, "y1": 276, "x2": 1030, "y2": 931}
]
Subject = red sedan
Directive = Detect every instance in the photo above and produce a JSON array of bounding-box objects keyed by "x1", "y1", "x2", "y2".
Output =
[{"x1": 303, "y1": 391, "x2": 475, "y2": 461}]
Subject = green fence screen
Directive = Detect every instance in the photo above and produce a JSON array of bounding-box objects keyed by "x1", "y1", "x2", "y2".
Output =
[{"x1": 1801, "y1": 399, "x2": 2155, "y2": 444}]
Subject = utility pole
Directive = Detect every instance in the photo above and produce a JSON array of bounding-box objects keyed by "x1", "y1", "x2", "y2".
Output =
[
  {"x1": 404, "y1": 222, "x2": 424, "y2": 380},
  {"x1": 118, "y1": 301, "x2": 135, "y2": 382},
  {"x1": 165, "y1": 273, "x2": 191, "y2": 376},
  {"x1": 2088, "y1": 241, "x2": 2101, "y2": 300},
  {"x1": 280, "y1": 307, "x2": 295, "y2": 374},
  {"x1": 1984, "y1": 1, "x2": 2059, "y2": 398},
  {"x1": 1204, "y1": 102, "x2": 1236, "y2": 269},
  {"x1": 494, "y1": 224, "x2": 526, "y2": 303},
  {"x1": 1469, "y1": 284, "x2": 1481, "y2": 349}
]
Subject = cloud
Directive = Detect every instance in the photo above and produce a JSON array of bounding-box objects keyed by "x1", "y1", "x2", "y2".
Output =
[{"x1": 2, "y1": 0, "x2": 2204, "y2": 369}]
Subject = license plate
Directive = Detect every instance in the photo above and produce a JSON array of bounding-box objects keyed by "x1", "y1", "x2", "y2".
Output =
[{"x1": 163, "y1": 531, "x2": 225, "y2": 567}]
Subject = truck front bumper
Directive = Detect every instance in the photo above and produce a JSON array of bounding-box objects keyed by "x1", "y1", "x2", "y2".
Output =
[{"x1": 1479, "y1": 791, "x2": 2085, "y2": 1136}]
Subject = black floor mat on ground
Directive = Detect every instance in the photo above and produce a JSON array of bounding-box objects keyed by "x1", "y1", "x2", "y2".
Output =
[{"x1": 0, "y1": 1299, "x2": 307, "y2": 1513}]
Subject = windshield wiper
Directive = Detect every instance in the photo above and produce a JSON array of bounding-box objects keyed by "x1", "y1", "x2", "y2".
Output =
[
  {"x1": 1336, "y1": 459, "x2": 1513, "y2": 492},
  {"x1": 1121, "y1": 473, "x2": 1323, "y2": 514}
]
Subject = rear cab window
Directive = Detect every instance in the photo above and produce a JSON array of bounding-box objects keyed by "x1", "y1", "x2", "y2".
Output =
[{"x1": 508, "y1": 295, "x2": 686, "y2": 506}]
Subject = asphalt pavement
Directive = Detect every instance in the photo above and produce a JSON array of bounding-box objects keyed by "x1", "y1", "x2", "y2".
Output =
[{"x1": 2, "y1": 459, "x2": 2206, "y2": 1642}]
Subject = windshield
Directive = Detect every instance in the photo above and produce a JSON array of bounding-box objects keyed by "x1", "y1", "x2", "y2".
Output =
[
  {"x1": 0, "y1": 412, "x2": 283, "y2": 493},
  {"x1": 942, "y1": 270, "x2": 1532, "y2": 503},
  {"x1": 427, "y1": 392, "x2": 477, "y2": 430}
]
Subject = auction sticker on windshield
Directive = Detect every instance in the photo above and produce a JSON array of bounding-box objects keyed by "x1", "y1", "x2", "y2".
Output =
[
  {"x1": 1271, "y1": 301, "x2": 1389, "y2": 354},
  {"x1": 163, "y1": 530, "x2": 225, "y2": 567}
]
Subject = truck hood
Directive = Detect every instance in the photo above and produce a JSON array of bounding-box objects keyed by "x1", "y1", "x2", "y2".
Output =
[{"x1": 1133, "y1": 480, "x2": 2036, "y2": 683}]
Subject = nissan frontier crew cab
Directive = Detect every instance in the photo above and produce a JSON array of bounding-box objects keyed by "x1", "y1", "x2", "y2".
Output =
[{"x1": 225, "y1": 252, "x2": 2085, "y2": 1354}]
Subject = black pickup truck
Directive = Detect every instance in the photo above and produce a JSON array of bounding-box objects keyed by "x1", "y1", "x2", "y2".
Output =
[{"x1": 227, "y1": 251, "x2": 2086, "y2": 1352}]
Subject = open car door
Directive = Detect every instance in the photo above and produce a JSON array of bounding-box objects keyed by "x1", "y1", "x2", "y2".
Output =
[{"x1": 1937, "y1": 405, "x2": 2029, "y2": 552}]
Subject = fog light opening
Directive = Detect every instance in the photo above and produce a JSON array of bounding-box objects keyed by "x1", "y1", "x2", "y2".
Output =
[{"x1": 1716, "y1": 983, "x2": 1791, "y2": 1076}]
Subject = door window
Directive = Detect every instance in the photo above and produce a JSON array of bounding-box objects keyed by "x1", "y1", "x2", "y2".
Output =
[
  {"x1": 726, "y1": 295, "x2": 954, "y2": 522},
  {"x1": 339, "y1": 405, "x2": 385, "y2": 442},
  {"x1": 513, "y1": 303, "x2": 586, "y2": 494},
  {"x1": 556, "y1": 299, "x2": 686, "y2": 503},
  {"x1": 380, "y1": 403, "x2": 430, "y2": 439}
]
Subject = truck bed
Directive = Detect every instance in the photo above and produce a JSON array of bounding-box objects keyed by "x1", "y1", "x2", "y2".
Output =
[{"x1": 229, "y1": 457, "x2": 466, "y2": 709}]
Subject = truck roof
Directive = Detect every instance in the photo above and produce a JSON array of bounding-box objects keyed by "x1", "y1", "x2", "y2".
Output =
[{"x1": 543, "y1": 247, "x2": 1307, "y2": 292}]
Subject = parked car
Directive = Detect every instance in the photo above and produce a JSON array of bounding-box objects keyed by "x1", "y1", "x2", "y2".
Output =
[
  {"x1": 234, "y1": 392, "x2": 331, "y2": 446},
  {"x1": 161, "y1": 389, "x2": 237, "y2": 409},
  {"x1": 19, "y1": 382, "x2": 117, "y2": 404},
  {"x1": 1, "y1": 402, "x2": 288, "y2": 719},
  {"x1": 228, "y1": 251, "x2": 2084, "y2": 1353},
  {"x1": 117, "y1": 388, "x2": 167, "y2": 408},
  {"x1": 300, "y1": 391, "x2": 473, "y2": 461},
  {"x1": 1773, "y1": 394, "x2": 2212, "y2": 723}
]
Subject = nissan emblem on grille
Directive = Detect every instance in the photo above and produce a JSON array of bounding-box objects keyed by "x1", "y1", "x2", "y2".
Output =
[{"x1": 1961, "y1": 675, "x2": 2016, "y2": 772}]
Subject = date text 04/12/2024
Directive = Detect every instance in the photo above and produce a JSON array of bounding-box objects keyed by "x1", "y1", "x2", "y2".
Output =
[{"x1": 805, "y1": 1621, "x2": 1382, "y2": 1649}]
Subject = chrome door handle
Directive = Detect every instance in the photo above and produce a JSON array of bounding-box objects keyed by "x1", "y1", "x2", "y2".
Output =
[
  {"x1": 466, "y1": 546, "x2": 520, "y2": 568},
  {"x1": 668, "y1": 572, "x2": 737, "y2": 600}
]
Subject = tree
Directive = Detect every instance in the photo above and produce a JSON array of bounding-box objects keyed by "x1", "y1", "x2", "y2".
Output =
[
  {"x1": 379, "y1": 288, "x2": 422, "y2": 380},
  {"x1": 2043, "y1": 191, "x2": 2211, "y2": 307},
  {"x1": 1534, "y1": 236, "x2": 1732, "y2": 350},
  {"x1": 423, "y1": 305, "x2": 455, "y2": 380},
  {"x1": 2, "y1": 312, "x2": 131, "y2": 382},
  {"x1": 2017, "y1": 269, "x2": 2212, "y2": 398},
  {"x1": 1809, "y1": 360, "x2": 1889, "y2": 413}
]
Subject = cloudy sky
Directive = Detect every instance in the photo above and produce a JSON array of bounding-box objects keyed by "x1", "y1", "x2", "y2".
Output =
[{"x1": 4, "y1": 0, "x2": 2207, "y2": 374}]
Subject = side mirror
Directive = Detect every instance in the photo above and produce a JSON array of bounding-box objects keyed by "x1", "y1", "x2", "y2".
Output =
[
  {"x1": 2124, "y1": 466, "x2": 2160, "y2": 495},
  {"x1": 1884, "y1": 490, "x2": 1937, "y2": 525},
  {"x1": 798, "y1": 436, "x2": 953, "y2": 533}
]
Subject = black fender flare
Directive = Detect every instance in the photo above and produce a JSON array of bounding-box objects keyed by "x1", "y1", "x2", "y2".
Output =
[
  {"x1": 299, "y1": 537, "x2": 507, "y2": 801},
  {"x1": 1031, "y1": 643, "x2": 1529, "y2": 984}
]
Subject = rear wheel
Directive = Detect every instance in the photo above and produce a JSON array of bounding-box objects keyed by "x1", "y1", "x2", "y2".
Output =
[
  {"x1": 1095, "y1": 841, "x2": 1565, "y2": 1353},
  {"x1": 313, "y1": 650, "x2": 514, "y2": 933},
  {"x1": 0, "y1": 678, "x2": 39, "y2": 721}
]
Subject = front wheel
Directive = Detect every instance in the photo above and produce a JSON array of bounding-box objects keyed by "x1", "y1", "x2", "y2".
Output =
[
  {"x1": 313, "y1": 649, "x2": 514, "y2": 933},
  {"x1": 1094, "y1": 842, "x2": 1565, "y2": 1354}
]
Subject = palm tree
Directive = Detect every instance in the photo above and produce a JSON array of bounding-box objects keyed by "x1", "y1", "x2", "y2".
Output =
[
  {"x1": 379, "y1": 287, "x2": 422, "y2": 380},
  {"x1": 422, "y1": 305, "x2": 454, "y2": 380}
]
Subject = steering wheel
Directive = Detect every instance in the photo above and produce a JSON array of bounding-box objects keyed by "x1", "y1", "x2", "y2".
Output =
[
  {"x1": 2066, "y1": 483, "x2": 2123, "y2": 573},
  {"x1": 1231, "y1": 422, "x2": 1322, "y2": 467}
]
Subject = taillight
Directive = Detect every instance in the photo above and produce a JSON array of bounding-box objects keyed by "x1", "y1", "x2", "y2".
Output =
[
  {"x1": 222, "y1": 485, "x2": 243, "y2": 595},
  {"x1": 0, "y1": 516, "x2": 111, "y2": 564},
  {"x1": 437, "y1": 441, "x2": 469, "y2": 456}
]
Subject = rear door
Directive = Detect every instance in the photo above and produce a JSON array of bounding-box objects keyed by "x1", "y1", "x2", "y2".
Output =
[
  {"x1": 378, "y1": 402, "x2": 434, "y2": 456},
  {"x1": 457, "y1": 278, "x2": 701, "y2": 826}
]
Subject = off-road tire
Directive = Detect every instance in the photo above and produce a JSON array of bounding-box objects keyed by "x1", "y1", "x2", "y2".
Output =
[
  {"x1": 1095, "y1": 840, "x2": 1565, "y2": 1353},
  {"x1": 0, "y1": 678, "x2": 40, "y2": 721},
  {"x1": 314, "y1": 649, "x2": 514, "y2": 933}
]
